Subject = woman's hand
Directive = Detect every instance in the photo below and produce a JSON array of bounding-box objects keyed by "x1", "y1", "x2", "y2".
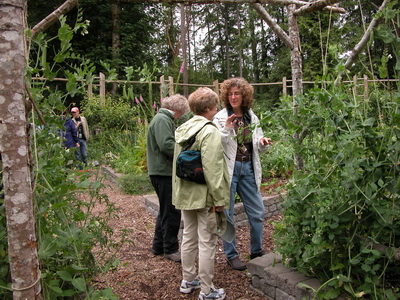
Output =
[
  {"x1": 214, "y1": 206, "x2": 224, "y2": 213},
  {"x1": 260, "y1": 137, "x2": 273, "y2": 146},
  {"x1": 225, "y1": 114, "x2": 237, "y2": 128}
]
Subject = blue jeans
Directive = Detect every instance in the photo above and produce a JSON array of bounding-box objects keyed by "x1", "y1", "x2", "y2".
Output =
[
  {"x1": 75, "y1": 138, "x2": 88, "y2": 168},
  {"x1": 224, "y1": 160, "x2": 265, "y2": 259}
]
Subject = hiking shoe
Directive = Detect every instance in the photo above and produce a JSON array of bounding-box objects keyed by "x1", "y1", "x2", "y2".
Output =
[
  {"x1": 227, "y1": 256, "x2": 246, "y2": 270},
  {"x1": 151, "y1": 249, "x2": 163, "y2": 256},
  {"x1": 250, "y1": 249, "x2": 265, "y2": 259},
  {"x1": 198, "y1": 287, "x2": 226, "y2": 300},
  {"x1": 164, "y1": 251, "x2": 181, "y2": 262},
  {"x1": 180, "y1": 277, "x2": 201, "y2": 294}
]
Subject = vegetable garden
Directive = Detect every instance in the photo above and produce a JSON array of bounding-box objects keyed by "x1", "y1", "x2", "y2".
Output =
[{"x1": 0, "y1": 0, "x2": 399, "y2": 299}]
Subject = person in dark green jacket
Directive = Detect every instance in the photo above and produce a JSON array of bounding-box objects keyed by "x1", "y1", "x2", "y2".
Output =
[{"x1": 146, "y1": 94, "x2": 190, "y2": 262}]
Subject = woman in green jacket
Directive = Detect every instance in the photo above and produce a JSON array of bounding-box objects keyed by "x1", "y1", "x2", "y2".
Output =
[{"x1": 173, "y1": 87, "x2": 230, "y2": 300}]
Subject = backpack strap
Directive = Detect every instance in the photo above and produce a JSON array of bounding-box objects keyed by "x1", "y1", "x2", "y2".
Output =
[{"x1": 182, "y1": 122, "x2": 211, "y2": 151}]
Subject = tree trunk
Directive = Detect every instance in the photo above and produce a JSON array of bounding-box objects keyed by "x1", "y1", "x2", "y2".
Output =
[
  {"x1": 236, "y1": 5, "x2": 243, "y2": 77},
  {"x1": 249, "y1": 9, "x2": 260, "y2": 85},
  {"x1": 111, "y1": 0, "x2": 121, "y2": 96},
  {"x1": 223, "y1": 6, "x2": 231, "y2": 77},
  {"x1": 288, "y1": 3, "x2": 304, "y2": 170},
  {"x1": 180, "y1": 4, "x2": 189, "y2": 97},
  {"x1": 0, "y1": 0, "x2": 42, "y2": 299}
]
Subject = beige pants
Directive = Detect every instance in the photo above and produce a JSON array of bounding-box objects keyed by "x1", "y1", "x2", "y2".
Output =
[{"x1": 181, "y1": 208, "x2": 217, "y2": 294}]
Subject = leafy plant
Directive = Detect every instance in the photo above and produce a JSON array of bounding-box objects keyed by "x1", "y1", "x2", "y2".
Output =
[
  {"x1": 273, "y1": 82, "x2": 400, "y2": 299},
  {"x1": 0, "y1": 13, "x2": 125, "y2": 300},
  {"x1": 117, "y1": 173, "x2": 154, "y2": 196}
]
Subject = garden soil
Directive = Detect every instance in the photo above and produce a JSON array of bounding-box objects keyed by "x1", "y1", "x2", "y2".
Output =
[{"x1": 92, "y1": 177, "x2": 281, "y2": 300}]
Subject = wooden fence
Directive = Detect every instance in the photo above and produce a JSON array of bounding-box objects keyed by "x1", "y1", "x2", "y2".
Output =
[{"x1": 32, "y1": 73, "x2": 400, "y2": 105}]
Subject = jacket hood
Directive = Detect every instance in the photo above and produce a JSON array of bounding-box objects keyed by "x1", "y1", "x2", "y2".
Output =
[{"x1": 175, "y1": 115, "x2": 213, "y2": 145}]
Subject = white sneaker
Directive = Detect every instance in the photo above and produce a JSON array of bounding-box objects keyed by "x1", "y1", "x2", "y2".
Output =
[
  {"x1": 180, "y1": 276, "x2": 201, "y2": 294},
  {"x1": 198, "y1": 287, "x2": 226, "y2": 299}
]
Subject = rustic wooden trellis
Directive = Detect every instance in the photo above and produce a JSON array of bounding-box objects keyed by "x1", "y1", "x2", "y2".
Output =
[{"x1": 1, "y1": 1, "x2": 394, "y2": 299}]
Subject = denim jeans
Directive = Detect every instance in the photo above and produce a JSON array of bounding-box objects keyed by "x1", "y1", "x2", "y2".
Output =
[
  {"x1": 223, "y1": 160, "x2": 265, "y2": 259},
  {"x1": 75, "y1": 138, "x2": 88, "y2": 168}
]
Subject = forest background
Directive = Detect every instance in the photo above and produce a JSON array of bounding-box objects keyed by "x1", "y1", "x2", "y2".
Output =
[{"x1": 0, "y1": 0, "x2": 399, "y2": 299}]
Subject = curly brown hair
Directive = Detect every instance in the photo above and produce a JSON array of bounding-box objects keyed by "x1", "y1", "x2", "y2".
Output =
[{"x1": 220, "y1": 77, "x2": 254, "y2": 110}]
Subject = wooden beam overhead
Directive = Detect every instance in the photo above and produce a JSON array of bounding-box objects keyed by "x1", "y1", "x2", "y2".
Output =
[
  {"x1": 124, "y1": 0, "x2": 330, "y2": 5},
  {"x1": 294, "y1": 0, "x2": 344, "y2": 16}
]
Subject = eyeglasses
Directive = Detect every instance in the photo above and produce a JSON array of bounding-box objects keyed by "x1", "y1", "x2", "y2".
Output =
[{"x1": 228, "y1": 92, "x2": 242, "y2": 97}]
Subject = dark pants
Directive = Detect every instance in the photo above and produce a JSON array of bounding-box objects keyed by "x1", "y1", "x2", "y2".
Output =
[{"x1": 150, "y1": 175, "x2": 181, "y2": 255}]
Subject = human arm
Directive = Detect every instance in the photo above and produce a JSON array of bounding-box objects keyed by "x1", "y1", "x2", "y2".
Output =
[
  {"x1": 213, "y1": 110, "x2": 236, "y2": 145},
  {"x1": 251, "y1": 112, "x2": 272, "y2": 153},
  {"x1": 152, "y1": 116, "x2": 176, "y2": 158}
]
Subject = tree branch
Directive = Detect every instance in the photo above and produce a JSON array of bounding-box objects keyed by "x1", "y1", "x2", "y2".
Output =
[
  {"x1": 31, "y1": 0, "x2": 78, "y2": 39},
  {"x1": 124, "y1": 0, "x2": 320, "y2": 5},
  {"x1": 344, "y1": 0, "x2": 389, "y2": 70},
  {"x1": 252, "y1": 3, "x2": 293, "y2": 49},
  {"x1": 294, "y1": 0, "x2": 344, "y2": 16}
]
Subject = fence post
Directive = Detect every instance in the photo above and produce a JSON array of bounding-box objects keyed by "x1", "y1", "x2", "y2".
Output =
[
  {"x1": 160, "y1": 75, "x2": 167, "y2": 99},
  {"x1": 353, "y1": 75, "x2": 358, "y2": 97},
  {"x1": 213, "y1": 80, "x2": 219, "y2": 95},
  {"x1": 99, "y1": 72, "x2": 106, "y2": 106},
  {"x1": 168, "y1": 76, "x2": 174, "y2": 96},
  {"x1": 283, "y1": 77, "x2": 287, "y2": 96},
  {"x1": 363, "y1": 74, "x2": 369, "y2": 101},
  {"x1": 88, "y1": 82, "x2": 93, "y2": 99}
]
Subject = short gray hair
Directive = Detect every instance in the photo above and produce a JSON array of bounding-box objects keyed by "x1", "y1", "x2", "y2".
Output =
[{"x1": 161, "y1": 94, "x2": 190, "y2": 114}]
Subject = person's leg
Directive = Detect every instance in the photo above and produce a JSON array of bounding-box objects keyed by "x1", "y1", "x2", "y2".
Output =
[
  {"x1": 150, "y1": 176, "x2": 181, "y2": 255},
  {"x1": 197, "y1": 208, "x2": 218, "y2": 295},
  {"x1": 181, "y1": 210, "x2": 199, "y2": 281},
  {"x1": 150, "y1": 176, "x2": 164, "y2": 255},
  {"x1": 74, "y1": 146, "x2": 83, "y2": 170},
  {"x1": 236, "y1": 161, "x2": 265, "y2": 255},
  {"x1": 78, "y1": 139, "x2": 88, "y2": 166},
  {"x1": 223, "y1": 162, "x2": 240, "y2": 260},
  {"x1": 159, "y1": 176, "x2": 181, "y2": 254}
]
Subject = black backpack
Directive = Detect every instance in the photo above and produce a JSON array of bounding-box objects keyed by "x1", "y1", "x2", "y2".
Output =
[{"x1": 176, "y1": 123, "x2": 210, "y2": 184}]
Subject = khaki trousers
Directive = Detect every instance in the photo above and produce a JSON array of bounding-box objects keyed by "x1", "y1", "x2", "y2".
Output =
[{"x1": 181, "y1": 208, "x2": 217, "y2": 294}]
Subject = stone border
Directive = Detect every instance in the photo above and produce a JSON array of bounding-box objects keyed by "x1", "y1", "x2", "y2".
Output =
[
  {"x1": 101, "y1": 166, "x2": 342, "y2": 299},
  {"x1": 142, "y1": 193, "x2": 283, "y2": 226}
]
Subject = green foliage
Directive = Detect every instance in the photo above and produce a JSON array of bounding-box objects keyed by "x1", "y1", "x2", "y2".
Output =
[
  {"x1": 81, "y1": 93, "x2": 155, "y2": 172},
  {"x1": 117, "y1": 173, "x2": 154, "y2": 196},
  {"x1": 111, "y1": 123, "x2": 148, "y2": 175},
  {"x1": 82, "y1": 96, "x2": 137, "y2": 132},
  {"x1": 259, "y1": 109, "x2": 294, "y2": 178},
  {"x1": 273, "y1": 82, "x2": 400, "y2": 299},
  {"x1": 0, "y1": 14, "x2": 124, "y2": 299}
]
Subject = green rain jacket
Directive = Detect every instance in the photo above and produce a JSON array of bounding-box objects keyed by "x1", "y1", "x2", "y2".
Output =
[
  {"x1": 172, "y1": 115, "x2": 230, "y2": 210},
  {"x1": 147, "y1": 109, "x2": 176, "y2": 176}
]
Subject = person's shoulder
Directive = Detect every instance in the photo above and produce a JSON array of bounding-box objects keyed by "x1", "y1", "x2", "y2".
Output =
[{"x1": 214, "y1": 109, "x2": 227, "y2": 119}]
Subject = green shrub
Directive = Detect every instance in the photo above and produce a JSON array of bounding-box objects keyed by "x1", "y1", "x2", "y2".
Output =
[
  {"x1": 273, "y1": 84, "x2": 400, "y2": 299},
  {"x1": 117, "y1": 173, "x2": 154, "y2": 195}
]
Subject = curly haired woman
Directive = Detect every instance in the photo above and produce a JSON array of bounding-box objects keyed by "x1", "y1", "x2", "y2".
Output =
[{"x1": 213, "y1": 77, "x2": 272, "y2": 271}]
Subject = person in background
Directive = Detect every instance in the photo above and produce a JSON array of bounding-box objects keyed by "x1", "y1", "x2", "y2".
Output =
[
  {"x1": 213, "y1": 77, "x2": 272, "y2": 271},
  {"x1": 71, "y1": 107, "x2": 90, "y2": 169},
  {"x1": 173, "y1": 87, "x2": 230, "y2": 300},
  {"x1": 63, "y1": 117, "x2": 80, "y2": 149},
  {"x1": 147, "y1": 94, "x2": 190, "y2": 262}
]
